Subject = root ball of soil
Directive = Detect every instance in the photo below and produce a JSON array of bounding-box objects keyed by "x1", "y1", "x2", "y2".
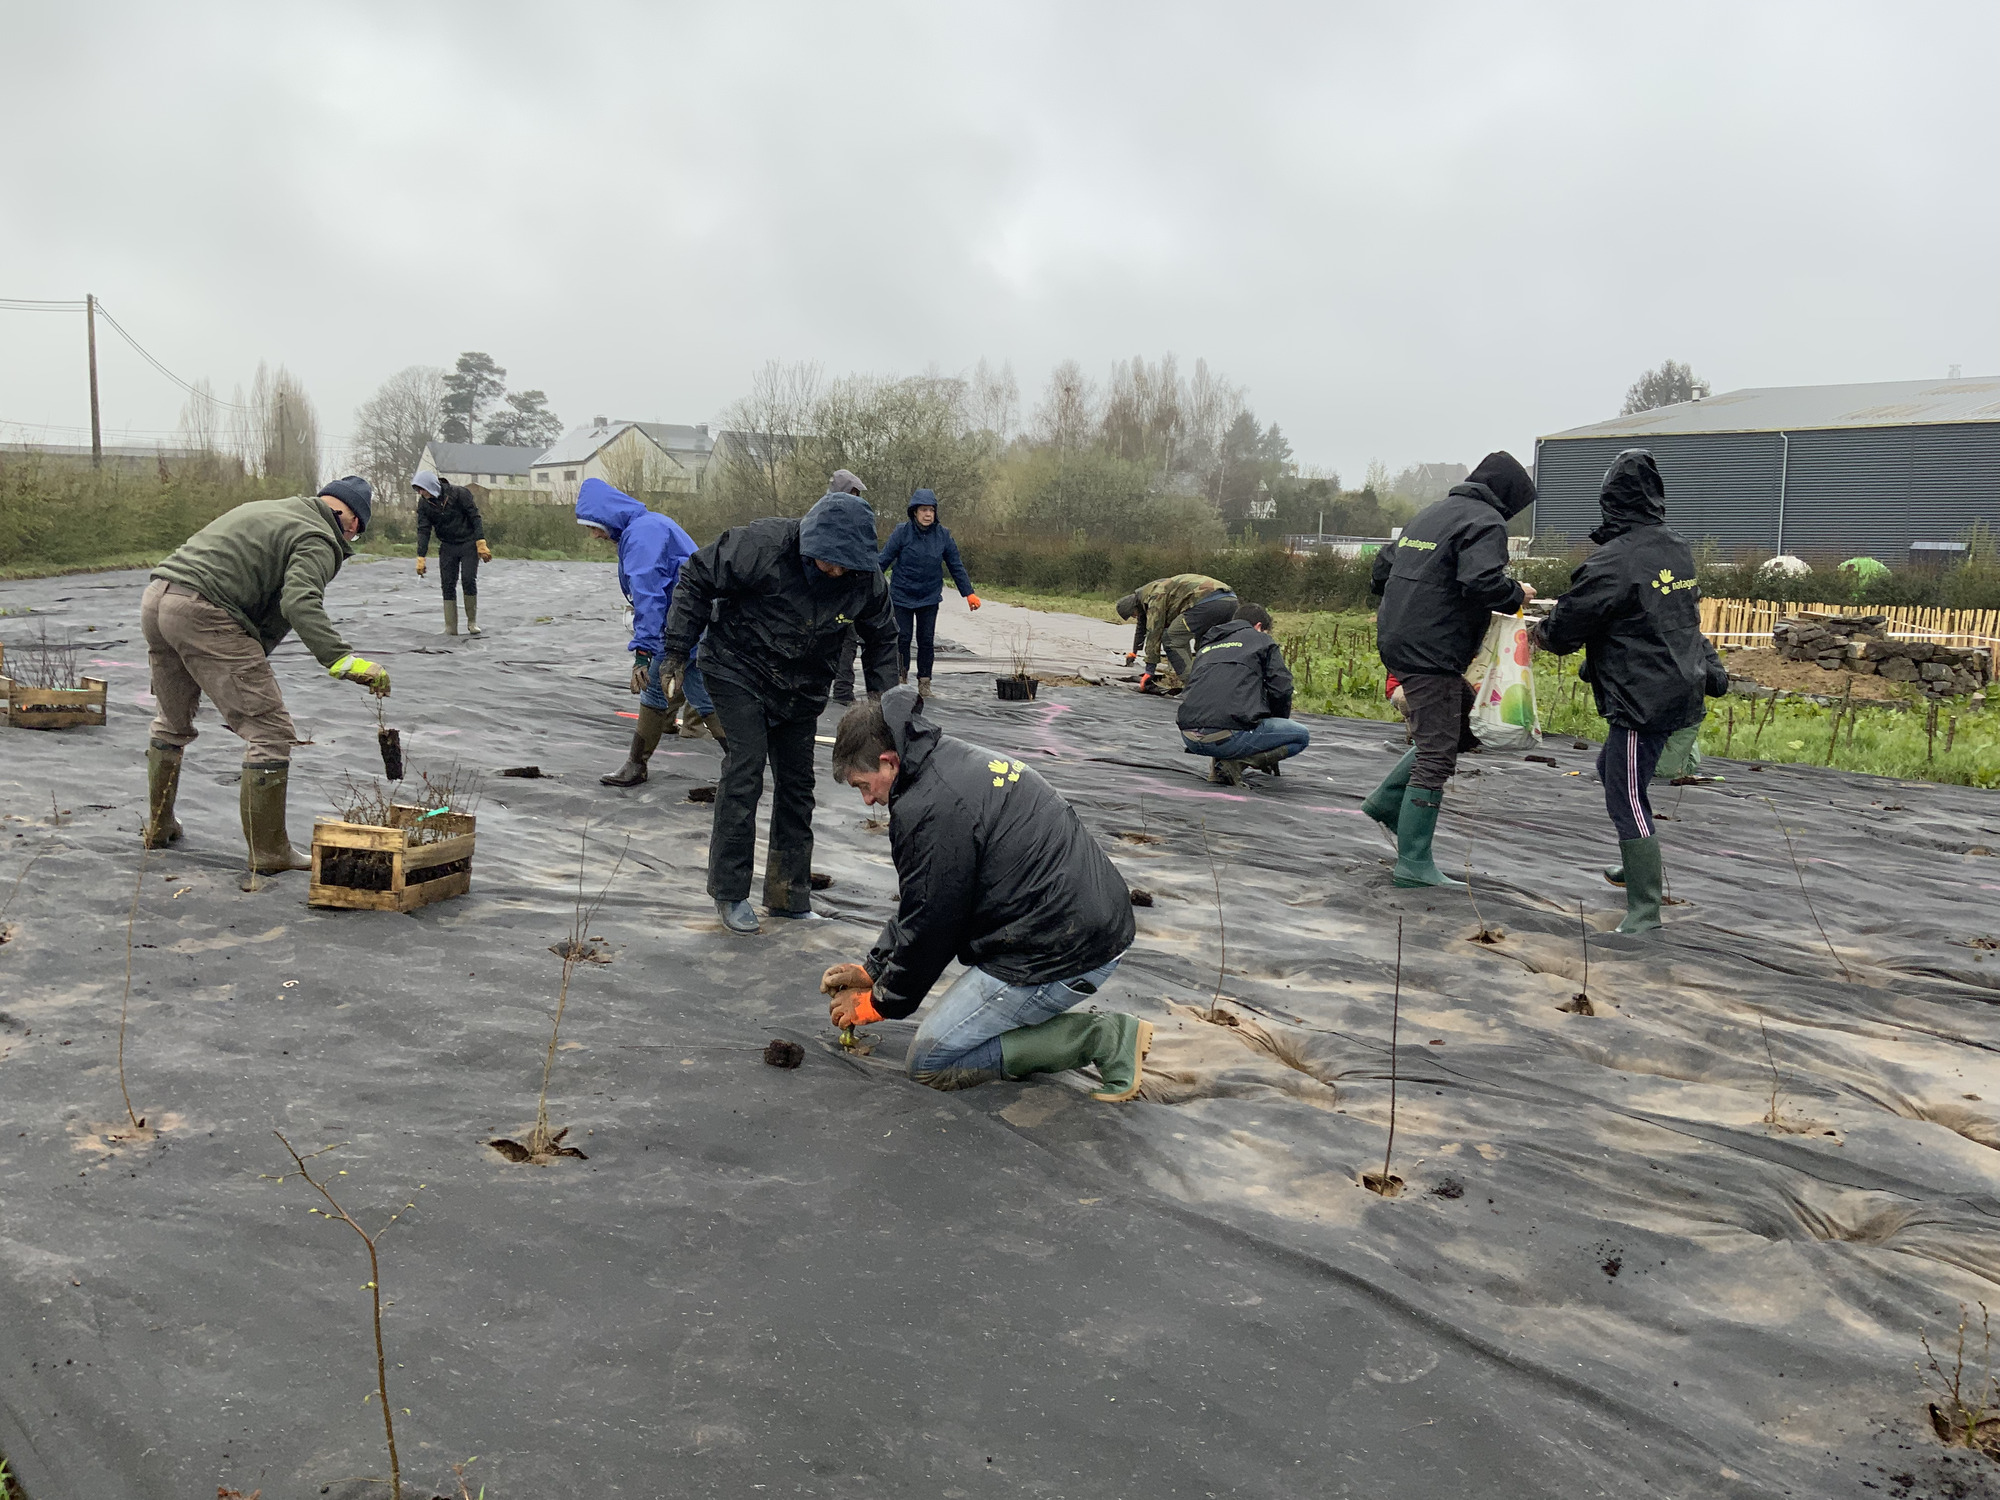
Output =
[
  {"x1": 377, "y1": 726, "x2": 404, "y2": 782},
  {"x1": 500, "y1": 765, "x2": 543, "y2": 778},
  {"x1": 763, "y1": 1039, "x2": 804, "y2": 1069},
  {"x1": 1129, "y1": 889, "x2": 1155, "y2": 907},
  {"x1": 687, "y1": 785, "x2": 717, "y2": 804},
  {"x1": 810, "y1": 872, "x2": 834, "y2": 890},
  {"x1": 1430, "y1": 1178, "x2": 1465, "y2": 1200}
]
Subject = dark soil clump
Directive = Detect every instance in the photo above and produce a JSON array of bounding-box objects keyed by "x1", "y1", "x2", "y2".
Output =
[
  {"x1": 810, "y1": 872, "x2": 834, "y2": 890},
  {"x1": 1130, "y1": 889, "x2": 1155, "y2": 907},
  {"x1": 1430, "y1": 1178, "x2": 1465, "y2": 1200},
  {"x1": 763, "y1": 1039, "x2": 804, "y2": 1069},
  {"x1": 686, "y1": 786, "x2": 717, "y2": 804},
  {"x1": 500, "y1": 765, "x2": 543, "y2": 778},
  {"x1": 318, "y1": 847, "x2": 394, "y2": 890},
  {"x1": 377, "y1": 726, "x2": 404, "y2": 781}
]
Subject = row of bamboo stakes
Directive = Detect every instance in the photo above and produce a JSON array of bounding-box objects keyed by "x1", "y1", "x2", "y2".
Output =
[{"x1": 1699, "y1": 597, "x2": 2000, "y2": 650}]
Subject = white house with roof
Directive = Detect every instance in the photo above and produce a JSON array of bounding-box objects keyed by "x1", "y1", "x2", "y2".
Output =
[
  {"x1": 417, "y1": 441, "x2": 544, "y2": 492},
  {"x1": 529, "y1": 417, "x2": 715, "y2": 502}
]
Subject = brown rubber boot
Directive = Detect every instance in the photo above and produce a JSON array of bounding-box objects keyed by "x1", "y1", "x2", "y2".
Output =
[
  {"x1": 699, "y1": 712, "x2": 727, "y2": 747},
  {"x1": 916, "y1": 676, "x2": 932, "y2": 698},
  {"x1": 1208, "y1": 759, "x2": 1248, "y2": 787},
  {"x1": 239, "y1": 761, "x2": 312, "y2": 879},
  {"x1": 601, "y1": 705, "x2": 671, "y2": 786},
  {"x1": 144, "y1": 741, "x2": 185, "y2": 848}
]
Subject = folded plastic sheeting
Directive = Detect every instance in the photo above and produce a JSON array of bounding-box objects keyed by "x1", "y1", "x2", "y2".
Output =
[{"x1": 1, "y1": 563, "x2": 1997, "y2": 1499}]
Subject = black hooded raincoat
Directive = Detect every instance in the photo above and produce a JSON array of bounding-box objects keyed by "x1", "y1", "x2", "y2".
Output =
[
  {"x1": 1535, "y1": 450, "x2": 1729, "y2": 734},
  {"x1": 1176, "y1": 593, "x2": 1293, "y2": 733}
]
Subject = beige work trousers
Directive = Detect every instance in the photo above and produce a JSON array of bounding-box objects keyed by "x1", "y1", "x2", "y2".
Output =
[{"x1": 141, "y1": 578, "x2": 298, "y2": 763}]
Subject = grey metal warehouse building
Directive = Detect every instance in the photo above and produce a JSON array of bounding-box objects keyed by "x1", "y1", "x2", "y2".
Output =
[{"x1": 1533, "y1": 376, "x2": 2000, "y2": 560}]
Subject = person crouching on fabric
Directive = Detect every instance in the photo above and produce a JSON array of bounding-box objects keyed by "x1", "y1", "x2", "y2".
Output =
[
  {"x1": 662, "y1": 487, "x2": 900, "y2": 934},
  {"x1": 1528, "y1": 449, "x2": 1729, "y2": 934},
  {"x1": 573, "y1": 478, "x2": 708, "y2": 787},
  {"x1": 410, "y1": 469, "x2": 490, "y2": 636},
  {"x1": 1176, "y1": 599, "x2": 1310, "y2": 786},
  {"x1": 877, "y1": 487, "x2": 979, "y2": 695},
  {"x1": 822, "y1": 688, "x2": 1151, "y2": 1099},
  {"x1": 1360, "y1": 451, "x2": 1538, "y2": 888}
]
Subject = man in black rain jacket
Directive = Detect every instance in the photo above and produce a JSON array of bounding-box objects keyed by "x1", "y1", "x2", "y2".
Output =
[
  {"x1": 1361, "y1": 451, "x2": 1538, "y2": 887},
  {"x1": 819, "y1": 688, "x2": 1149, "y2": 1098},
  {"x1": 411, "y1": 469, "x2": 489, "y2": 637},
  {"x1": 663, "y1": 490, "x2": 899, "y2": 933},
  {"x1": 1176, "y1": 598, "x2": 1310, "y2": 786},
  {"x1": 1530, "y1": 449, "x2": 1729, "y2": 933}
]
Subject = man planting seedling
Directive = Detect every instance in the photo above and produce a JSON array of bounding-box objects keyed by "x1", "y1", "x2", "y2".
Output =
[
  {"x1": 1361, "y1": 451, "x2": 1538, "y2": 887},
  {"x1": 1115, "y1": 572, "x2": 1232, "y2": 691},
  {"x1": 822, "y1": 687, "x2": 1149, "y2": 1098},
  {"x1": 1530, "y1": 448, "x2": 1730, "y2": 932},
  {"x1": 139, "y1": 477, "x2": 390, "y2": 882}
]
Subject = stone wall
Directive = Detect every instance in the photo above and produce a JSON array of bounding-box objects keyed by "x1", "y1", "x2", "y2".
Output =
[{"x1": 1771, "y1": 613, "x2": 1992, "y2": 697}]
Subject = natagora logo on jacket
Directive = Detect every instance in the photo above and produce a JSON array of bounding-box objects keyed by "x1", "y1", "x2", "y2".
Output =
[
  {"x1": 1650, "y1": 569, "x2": 1699, "y2": 594},
  {"x1": 987, "y1": 757, "x2": 1025, "y2": 788}
]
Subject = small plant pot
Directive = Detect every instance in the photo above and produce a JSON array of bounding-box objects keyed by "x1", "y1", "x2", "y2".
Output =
[
  {"x1": 2, "y1": 674, "x2": 107, "y2": 730},
  {"x1": 995, "y1": 674, "x2": 1039, "y2": 702},
  {"x1": 310, "y1": 805, "x2": 476, "y2": 912}
]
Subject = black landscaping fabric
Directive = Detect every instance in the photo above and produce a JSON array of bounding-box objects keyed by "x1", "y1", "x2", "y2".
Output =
[{"x1": 2, "y1": 562, "x2": 1999, "y2": 1500}]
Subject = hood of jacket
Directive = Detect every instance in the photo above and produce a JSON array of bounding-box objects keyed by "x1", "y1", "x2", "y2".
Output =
[
  {"x1": 574, "y1": 477, "x2": 648, "y2": 538},
  {"x1": 906, "y1": 489, "x2": 939, "y2": 525},
  {"x1": 881, "y1": 684, "x2": 942, "y2": 786},
  {"x1": 1591, "y1": 448, "x2": 1667, "y2": 543},
  {"x1": 1451, "y1": 450, "x2": 1537, "y2": 520},
  {"x1": 800, "y1": 492, "x2": 883, "y2": 573},
  {"x1": 1182, "y1": 591, "x2": 1239, "y2": 643}
]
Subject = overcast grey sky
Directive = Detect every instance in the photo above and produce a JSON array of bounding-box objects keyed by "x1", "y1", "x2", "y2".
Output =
[{"x1": 3, "y1": 2, "x2": 1995, "y2": 484}]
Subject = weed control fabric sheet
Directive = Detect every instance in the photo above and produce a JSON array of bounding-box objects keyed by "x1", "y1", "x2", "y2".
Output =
[{"x1": 2, "y1": 562, "x2": 1998, "y2": 1500}]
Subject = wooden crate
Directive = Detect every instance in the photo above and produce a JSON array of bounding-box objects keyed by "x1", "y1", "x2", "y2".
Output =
[
  {"x1": 308, "y1": 805, "x2": 476, "y2": 912},
  {"x1": 2, "y1": 675, "x2": 107, "y2": 730}
]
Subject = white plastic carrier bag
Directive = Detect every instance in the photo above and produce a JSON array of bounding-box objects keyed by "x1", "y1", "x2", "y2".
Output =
[{"x1": 1468, "y1": 611, "x2": 1541, "y2": 750}]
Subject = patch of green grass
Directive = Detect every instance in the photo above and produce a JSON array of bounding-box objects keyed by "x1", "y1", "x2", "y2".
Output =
[{"x1": 974, "y1": 585, "x2": 1127, "y2": 623}]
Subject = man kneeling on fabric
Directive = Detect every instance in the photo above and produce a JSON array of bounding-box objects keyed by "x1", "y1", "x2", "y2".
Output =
[
  {"x1": 1176, "y1": 598, "x2": 1309, "y2": 786},
  {"x1": 821, "y1": 687, "x2": 1151, "y2": 1099}
]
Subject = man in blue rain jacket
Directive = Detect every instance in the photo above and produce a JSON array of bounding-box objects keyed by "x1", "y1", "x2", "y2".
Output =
[{"x1": 574, "y1": 478, "x2": 704, "y2": 786}]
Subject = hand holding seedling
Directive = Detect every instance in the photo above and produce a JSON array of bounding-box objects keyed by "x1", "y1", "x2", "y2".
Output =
[
  {"x1": 827, "y1": 986, "x2": 878, "y2": 1028},
  {"x1": 820, "y1": 962, "x2": 870, "y2": 995}
]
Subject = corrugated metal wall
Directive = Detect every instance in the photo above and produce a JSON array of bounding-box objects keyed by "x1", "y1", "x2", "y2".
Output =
[{"x1": 1535, "y1": 423, "x2": 2000, "y2": 558}]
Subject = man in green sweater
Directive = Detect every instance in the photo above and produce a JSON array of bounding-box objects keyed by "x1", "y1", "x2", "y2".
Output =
[{"x1": 140, "y1": 478, "x2": 391, "y2": 883}]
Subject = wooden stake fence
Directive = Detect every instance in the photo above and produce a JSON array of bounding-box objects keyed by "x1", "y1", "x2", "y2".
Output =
[{"x1": 1700, "y1": 598, "x2": 2000, "y2": 650}]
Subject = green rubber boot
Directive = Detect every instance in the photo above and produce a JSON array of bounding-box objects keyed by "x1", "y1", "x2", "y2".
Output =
[
  {"x1": 600, "y1": 705, "x2": 671, "y2": 786},
  {"x1": 1603, "y1": 863, "x2": 1625, "y2": 887},
  {"x1": 999, "y1": 1010, "x2": 1155, "y2": 1103},
  {"x1": 464, "y1": 596, "x2": 480, "y2": 636},
  {"x1": 143, "y1": 740, "x2": 184, "y2": 849},
  {"x1": 443, "y1": 599, "x2": 459, "y2": 636},
  {"x1": 1361, "y1": 748, "x2": 1417, "y2": 828},
  {"x1": 1391, "y1": 788, "x2": 1463, "y2": 889},
  {"x1": 239, "y1": 761, "x2": 312, "y2": 878},
  {"x1": 1615, "y1": 836, "x2": 1664, "y2": 933}
]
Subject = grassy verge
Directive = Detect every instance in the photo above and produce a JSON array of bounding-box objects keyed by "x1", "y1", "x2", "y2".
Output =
[{"x1": 995, "y1": 592, "x2": 2000, "y2": 788}]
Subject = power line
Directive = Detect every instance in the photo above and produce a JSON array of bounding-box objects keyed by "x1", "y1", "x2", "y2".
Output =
[
  {"x1": 90, "y1": 300, "x2": 250, "y2": 410},
  {"x1": 0, "y1": 297, "x2": 88, "y2": 311}
]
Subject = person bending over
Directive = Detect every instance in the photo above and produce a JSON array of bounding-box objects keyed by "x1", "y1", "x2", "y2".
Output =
[
  {"x1": 574, "y1": 479, "x2": 706, "y2": 787},
  {"x1": 410, "y1": 469, "x2": 490, "y2": 636},
  {"x1": 663, "y1": 487, "x2": 898, "y2": 934},
  {"x1": 822, "y1": 689, "x2": 1150, "y2": 1099},
  {"x1": 877, "y1": 487, "x2": 980, "y2": 695},
  {"x1": 1529, "y1": 449, "x2": 1729, "y2": 933},
  {"x1": 1116, "y1": 574, "x2": 1232, "y2": 691},
  {"x1": 141, "y1": 478, "x2": 390, "y2": 885},
  {"x1": 1176, "y1": 599, "x2": 1310, "y2": 786},
  {"x1": 1360, "y1": 451, "x2": 1537, "y2": 887}
]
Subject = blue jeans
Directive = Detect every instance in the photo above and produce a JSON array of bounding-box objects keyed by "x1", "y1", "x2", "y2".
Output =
[
  {"x1": 905, "y1": 955, "x2": 1124, "y2": 1090},
  {"x1": 1180, "y1": 717, "x2": 1311, "y2": 763},
  {"x1": 640, "y1": 637, "x2": 713, "y2": 716}
]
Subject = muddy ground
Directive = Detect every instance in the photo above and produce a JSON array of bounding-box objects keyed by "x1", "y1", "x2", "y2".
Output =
[{"x1": 2, "y1": 560, "x2": 1998, "y2": 1499}]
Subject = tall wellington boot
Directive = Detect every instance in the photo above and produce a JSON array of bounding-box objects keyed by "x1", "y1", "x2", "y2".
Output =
[
  {"x1": 464, "y1": 596, "x2": 481, "y2": 636},
  {"x1": 1246, "y1": 748, "x2": 1287, "y2": 776},
  {"x1": 1361, "y1": 748, "x2": 1417, "y2": 829},
  {"x1": 442, "y1": 599, "x2": 459, "y2": 636},
  {"x1": 1615, "y1": 836, "x2": 1664, "y2": 933},
  {"x1": 1391, "y1": 788, "x2": 1463, "y2": 889},
  {"x1": 239, "y1": 761, "x2": 312, "y2": 878},
  {"x1": 143, "y1": 740, "x2": 184, "y2": 848},
  {"x1": 600, "y1": 705, "x2": 671, "y2": 786},
  {"x1": 998, "y1": 1011, "x2": 1154, "y2": 1103}
]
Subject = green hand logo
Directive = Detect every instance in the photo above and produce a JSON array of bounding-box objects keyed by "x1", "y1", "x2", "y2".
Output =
[{"x1": 1651, "y1": 568, "x2": 1676, "y2": 593}]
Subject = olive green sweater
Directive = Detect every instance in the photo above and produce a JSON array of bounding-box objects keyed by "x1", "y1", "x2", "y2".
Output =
[{"x1": 152, "y1": 496, "x2": 356, "y2": 666}]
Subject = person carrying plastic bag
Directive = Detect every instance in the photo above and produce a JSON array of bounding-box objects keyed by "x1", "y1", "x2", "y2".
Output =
[
  {"x1": 1529, "y1": 449, "x2": 1729, "y2": 933},
  {"x1": 1464, "y1": 611, "x2": 1541, "y2": 751}
]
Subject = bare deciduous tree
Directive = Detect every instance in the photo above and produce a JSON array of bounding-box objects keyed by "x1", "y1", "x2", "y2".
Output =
[
  {"x1": 968, "y1": 357, "x2": 1020, "y2": 444},
  {"x1": 711, "y1": 360, "x2": 825, "y2": 517},
  {"x1": 248, "y1": 362, "x2": 321, "y2": 492},
  {"x1": 352, "y1": 366, "x2": 447, "y2": 509},
  {"x1": 1033, "y1": 359, "x2": 1099, "y2": 451}
]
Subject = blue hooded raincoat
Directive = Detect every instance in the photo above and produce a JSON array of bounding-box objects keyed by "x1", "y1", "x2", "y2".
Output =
[
  {"x1": 877, "y1": 488, "x2": 974, "y2": 609},
  {"x1": 575, "y1": 477, "x2": 698, "y2": 656}
]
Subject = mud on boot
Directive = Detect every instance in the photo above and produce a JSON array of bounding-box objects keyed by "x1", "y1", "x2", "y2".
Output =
[
  {"x1": 601, "y1": 704, "x2": 671, "y2": 787},
  {"x1": 998, "y1": 1010, "x2": 1154, "y2": 1103},
  {"x1": 239, "y1": 761, "x2": 312, "y2": 880},
  {"x1": 1208, "y1": 758, "x2": 1248, "y2": 787},
  {"x1": 143, "y1": 740, "x2": 184, "y2": 849}
]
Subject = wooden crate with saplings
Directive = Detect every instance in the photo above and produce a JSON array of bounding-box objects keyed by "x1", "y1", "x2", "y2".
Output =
[
  {"x1": 0, "y1": 669, "x2": 109, "y2": 730},
  {"x1": 309, "y1": 804, "x2": 476, "y2": 912}
]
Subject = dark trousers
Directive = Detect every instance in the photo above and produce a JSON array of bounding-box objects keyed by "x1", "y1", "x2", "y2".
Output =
[
  {"x1": 1400, "y1": 673, "x2": 1478, "y2": 791},
  {"x1": 438, "y1": 539, "x2": 480, "y2": 598},
  {"x1": 830, "y1": 627, "x2": 859, "y2": 703},
  {"x1": 895, "y1": 603, "x2": 939, "y2": 679},
  {"x1": 1598, "y1": 725, "x2": 1667, "y2": 841},
  {"x1": 705, "y1": 675, "x2": 818, "y2": 911}
]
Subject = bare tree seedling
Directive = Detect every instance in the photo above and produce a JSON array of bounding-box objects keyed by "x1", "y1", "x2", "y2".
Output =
[
  {"x1": 1362, "y1": 918, "x2": 1407, "y2": 1197},
  {"x1": 11, "y1": 621, "x2": 83, "y2": 690},
  {"x1": 1920, "y1": 1302, "x2": 2000, "y2": 1459}
]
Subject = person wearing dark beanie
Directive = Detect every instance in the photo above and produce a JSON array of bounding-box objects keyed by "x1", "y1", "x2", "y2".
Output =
[{"x1": 140, "y1": 478, "x2": 391, "y2": 890}]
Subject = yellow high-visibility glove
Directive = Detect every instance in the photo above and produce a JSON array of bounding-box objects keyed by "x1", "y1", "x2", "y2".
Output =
[
  {"x1": 329, "y1": 655, "x2": 391, "y2": 698},
  {"x1": 415, "y1": 556, "x2": 428, "y2": 577},
  {"x1": 476, "y1": 540, "x2": 492, "y2": 562}
]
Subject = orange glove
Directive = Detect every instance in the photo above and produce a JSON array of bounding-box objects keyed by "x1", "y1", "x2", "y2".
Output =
[
  {"x1": 965, "y1": 593, "x2": 981, "y2": 610},
  {"x1": 829, "y1": 986, "x2": 880, "y2": 1027},
  {"x1": 819, "y1": 962, "x2": 871, "y2": 996},
  {"x1": 1124, "y1": 652, "x2": 1137, "y2": 666}
]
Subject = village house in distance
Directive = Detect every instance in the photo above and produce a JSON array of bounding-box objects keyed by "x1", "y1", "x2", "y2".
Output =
[{"x1": 417, "y1": 417, "x2": 718, "y2": 505}]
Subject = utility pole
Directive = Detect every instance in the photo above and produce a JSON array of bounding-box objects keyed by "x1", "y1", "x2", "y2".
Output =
[{"x1": 86, "y1": 293, "x2": 102, "y2": 468}]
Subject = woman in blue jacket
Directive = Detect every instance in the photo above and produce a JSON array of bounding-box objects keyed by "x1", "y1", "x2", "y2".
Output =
[{"x1": 877, "y1": 488, "x2": 980, "y2": 694}]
